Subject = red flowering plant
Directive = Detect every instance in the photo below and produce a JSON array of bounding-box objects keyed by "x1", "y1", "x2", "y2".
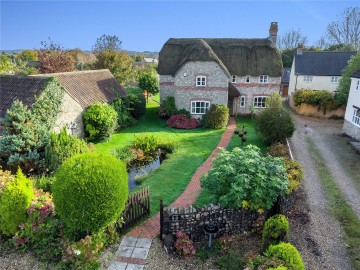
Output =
[
  {"x1": 166, "y1": 114, "x2": 200, "y2": 129},
  {"x1": 13, "y1": 189, "x2": 63, "y2": 262},
  {"x1": 174, "y1": 230, "x2": 196, "y2": 259}
]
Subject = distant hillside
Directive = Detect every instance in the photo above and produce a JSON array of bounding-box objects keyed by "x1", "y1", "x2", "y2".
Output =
[{"x1": 1, "y1": 49, "x2": 159, "y2": 58}]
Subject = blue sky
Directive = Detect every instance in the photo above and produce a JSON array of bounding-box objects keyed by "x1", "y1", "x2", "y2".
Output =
[{"x1": 0, "y1": 1, "x2": 358, "y2": 52}]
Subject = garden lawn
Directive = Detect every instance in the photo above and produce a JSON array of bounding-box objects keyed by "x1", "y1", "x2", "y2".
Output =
[
  {"x1": 227, "y1": 117, "x2": 266, "y2": 153},
  {"x1": 95, "y1": 99, "x2": 224, "y2": 215},
  {"x1": 195, "y1": 116, "x2": 266, "y2": 207}
]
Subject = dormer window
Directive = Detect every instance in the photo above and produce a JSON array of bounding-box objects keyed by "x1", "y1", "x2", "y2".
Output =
[
  {"x1": 245, "y1": 75, "x2": 250, "y2": 83},
  {"x1": 232, "y1": 75, "x2": 236, "y2": 83},
  {"x1": 259, "y1": 75, "x2": 268, "y2": 84},
  {"x1": 196, "y1": 76, "x2": 206, "y2": 86}
]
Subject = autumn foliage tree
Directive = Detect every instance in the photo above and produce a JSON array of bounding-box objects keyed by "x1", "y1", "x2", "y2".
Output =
[{"x1": 38, "y1": 39, "x2": 75, "y2": 73}]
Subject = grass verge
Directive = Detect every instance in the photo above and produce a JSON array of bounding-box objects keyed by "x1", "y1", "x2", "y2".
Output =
[
  {"x1": 95, "y1": 99, "x2": 223, "y2": 215},
  {"x1": 307, "y1": 138, "x2": 360, "y2": 269}
]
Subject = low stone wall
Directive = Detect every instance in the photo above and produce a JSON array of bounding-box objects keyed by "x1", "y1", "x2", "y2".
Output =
[
  {"x1": 162, "y1": 205, "x2": 259, "y2": 242},
  {"x1": 162, "y1": 192, "x2": 297, "y2": 243},
  {"x1": 289, "y1": 95, "x2": 345, "y2": 118}
]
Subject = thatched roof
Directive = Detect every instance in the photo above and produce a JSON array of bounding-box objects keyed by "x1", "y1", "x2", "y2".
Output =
[{"x1": 158, "y1": 38, "x2": 282, "y2": 77}]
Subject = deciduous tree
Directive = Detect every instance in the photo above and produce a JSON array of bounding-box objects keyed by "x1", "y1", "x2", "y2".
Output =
[
  {"x1": 277, "y1": 29, "x2": 308, "y2": 50},
  {"x1": 92, "y1": 34, "x2": 122, "y2": 53},
  {"x1": 326, "y1": 7, "x2": 360, "y2": 50},
  {"x1": 38, "y1": 38, "x2": 75, "y2": 73},
  {"x1": 138, "y1": 71, "x2": 159, "y2": 101},
  {"x1": 336, "y1": 51, "x2": 360, "y2": 105}
]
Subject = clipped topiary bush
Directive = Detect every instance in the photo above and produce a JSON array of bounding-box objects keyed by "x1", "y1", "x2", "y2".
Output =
[
  {"x1": 166, "y1": 114, "x2": 200, "y2": 129},
  {"x1": 52, "y1": 153, "x2": 128, "y2": 239},
  {"x1": 202, "y1": 104, "x2": 229, "y2": 129},
  {"x1": 0, "y1": 169, "x2": 34, "y2": 236},
  {"x1": 284, "y1": 158, "x2": 303, "y2": 194},
  {"x1": 267, "y1": 242, "x2": 304, "y2": 270},
  {"x1": 262, "y1": 215, "x2": 289, "y2": 250},
  {"x1": 255, "y1": 108, "x2": 295, "y2": 145},
  {"x1": 83, "y1": 102, "x2": 118, "y2": 142},
  {"x1": 45, "y1": 127, "x2": 89, "y2": 173}
]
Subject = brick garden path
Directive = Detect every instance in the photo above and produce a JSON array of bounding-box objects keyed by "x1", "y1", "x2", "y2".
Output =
[{"x1": 126, "y1": 116, "x2": 237, "y2": 239}]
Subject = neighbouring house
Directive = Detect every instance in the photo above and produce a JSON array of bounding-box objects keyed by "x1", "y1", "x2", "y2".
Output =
[
  {"x1": 0, "y1": 69, "x2": 126, "y2": 137},
  {"x1": 158, "y1": 22, "x2": 282, "y2": 117},
  {"x1": 281, "y1": 68, "x2": 291, "y2": 97},
  {"x1": 288, "y1": 47, "x2": 356, "y2": 96},
  {"x1": 343, "y1": 69, "x2": 360, "y2": 140}
]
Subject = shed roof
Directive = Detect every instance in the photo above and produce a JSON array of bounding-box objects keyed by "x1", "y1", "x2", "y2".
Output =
[
  {"x1": 294, "y1": 51, "x2": 356, "y2": 76},
  {"x1": 158, "y1": 38, "x2": 282, "y2": 77},
  {"x1": 0, "y1": 69, "x2": 127, "y2": 118},
  {"x1": 0, "y1": 76, "x2": 48, "y2": 118},
  {"x1": 32, "y1": 69, "x2": 127, "y2": 108}
]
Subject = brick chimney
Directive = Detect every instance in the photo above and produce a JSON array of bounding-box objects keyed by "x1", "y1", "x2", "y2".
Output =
[
  {"x1": 269, "y1": 22, "x2": 278, "y2": 44},
  {"x1": 297, "y1": 44, "x2": 304, "y2": 55}
]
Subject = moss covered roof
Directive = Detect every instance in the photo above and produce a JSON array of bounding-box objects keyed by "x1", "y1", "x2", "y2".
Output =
[{"x1": 158, "y1": 38, "x2": 282, "y2": 77}]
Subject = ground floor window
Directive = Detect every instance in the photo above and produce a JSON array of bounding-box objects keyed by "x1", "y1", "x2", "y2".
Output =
[
  {"x1": 191, "y1": 101, "x2": 210, "y2": 114},
  {"x1": 352, "y1": 108, "x2": 360, "y2": 127},
  {"x1": 253, "y1": 96, "x2": 268, "y2": 108},
  {"x1": 239, "y1": 96, "x2": 246, "y2": 108}
]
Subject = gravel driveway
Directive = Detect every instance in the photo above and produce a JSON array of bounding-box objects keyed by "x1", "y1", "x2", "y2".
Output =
[{"x1": 288, "y1": 110, "x2": 360, "y2": 270}]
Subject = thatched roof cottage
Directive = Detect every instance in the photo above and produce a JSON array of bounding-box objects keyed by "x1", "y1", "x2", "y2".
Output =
[{"x1": 158, "y1": 23, "x2": 282, "y2": 116}]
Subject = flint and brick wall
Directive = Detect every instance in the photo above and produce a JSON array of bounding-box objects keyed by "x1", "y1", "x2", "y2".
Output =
[
  {"x1": 233, "y1": 75, "x2": 281, "y2": 114},
  {"x1": 162, "y1": 204, "x2": 259, "y2": 242}
]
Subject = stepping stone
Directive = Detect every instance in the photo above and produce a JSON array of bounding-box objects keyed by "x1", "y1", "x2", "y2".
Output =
[
  {"x1": 120, "y1": 236, "x2": 138, "y2": 247},
  {"x1": 131, "y1": 247, "x2": 149, "y2": 259},
  {"x1": 126, "y1": 264, "x2": 144, "y2": 270},
  {"x1": 116, "y1": 246, "x2": 134, "y2": 257},
  {"x1": 108, "y1": 261, "x2": 127, "y2": 270},
  {"x1": 136, "y1": 238, "x2": 152, "y2": 248}
]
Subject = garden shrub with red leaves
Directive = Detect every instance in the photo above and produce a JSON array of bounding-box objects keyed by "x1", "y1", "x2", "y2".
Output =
[
  {"x1": 174, "y1": 230, "x2": 196, "y2": 259},
  {"x1": 166, "y1": 114, "x2": 200, "y2": 129}
]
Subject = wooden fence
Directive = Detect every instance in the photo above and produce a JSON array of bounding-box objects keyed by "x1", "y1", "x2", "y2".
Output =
[{"x1": 118, "y1": 187, "x2": 150, "y2": 234}]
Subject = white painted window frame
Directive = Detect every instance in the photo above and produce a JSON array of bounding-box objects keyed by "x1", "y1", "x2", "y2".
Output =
[
  {"x1": 259, "y1": 75, "x2": 268, "y2": 84},
  {"x1": 191, "y1": 100, "x2": 210, "y2": 114},
  {"x1": 303, "y1": 75, "x2": 313, "y2": 83},
  {"x1": 253, "y1": 96, "x2": 268, "y2": 108},
  {"x1": 239, "y1": 96, "x2": 246, "y2": 108},
  {"x1": 196, "y1": 76, "x2": 206, "y2": 87},
  {"x1": 231, "y1": 75, "x2": 236, "y2": 83},
  {"x1": 352, "y1": 108, "x2": 360, "y2": 127},
  {"x1": 331, "y1": 76, "x2": 339, "y2": 83}
]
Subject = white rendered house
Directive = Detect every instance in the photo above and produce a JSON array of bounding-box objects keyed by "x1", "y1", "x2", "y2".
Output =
[
  {"x1": 288, "y1": 49, "x2": 356, "y2": 96},
  {"x1": 343, "y1": 70, "x2": 360, "y2": 140}
]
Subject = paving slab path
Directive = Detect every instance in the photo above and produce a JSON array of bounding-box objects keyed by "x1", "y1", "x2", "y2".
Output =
[{"x1": 108, "y1": 117, "x2": 236, "y2": 269}]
